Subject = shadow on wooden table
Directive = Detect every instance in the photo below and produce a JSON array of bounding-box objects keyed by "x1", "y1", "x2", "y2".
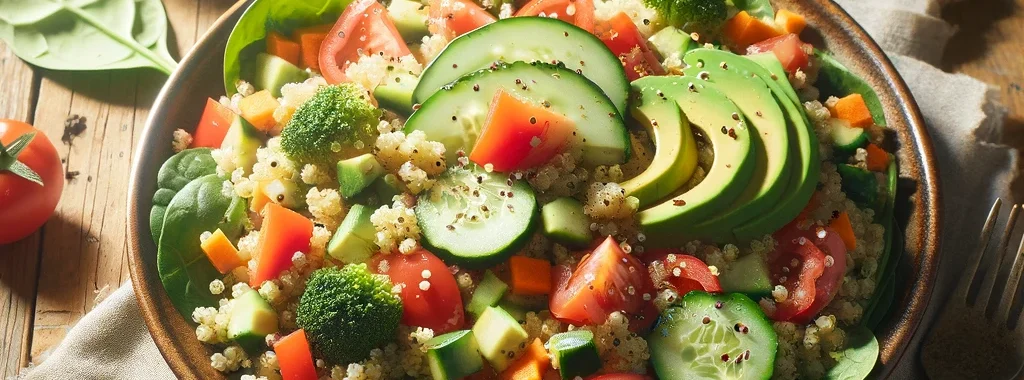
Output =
[{"x1": 941, "y1": 0, "x2": 1019, "y2": 70}]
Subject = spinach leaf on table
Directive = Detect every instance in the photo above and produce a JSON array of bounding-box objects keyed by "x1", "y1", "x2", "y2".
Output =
[
  {"x1": 223, "y1": 0, "x2": 351, "y2": 95},
  {"x1": 729, "y1": 0, "x2": 775, "y2": 20},
  {"x1": 150, "y1": 148, "x2": 218, "y2": 244},
  {"x1": 826, "y1": 325, "x2": 880, "y2": 380},
  {"x1": 158, "y1": 174, "x2": 247, "y2": 319},
  {"x1": 0, "y1": 0, "x2": 177, "y2": 74}
]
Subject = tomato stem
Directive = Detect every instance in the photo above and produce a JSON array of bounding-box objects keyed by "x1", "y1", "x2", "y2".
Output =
[{"x1": 0, "y1": 132, "x2": 44, "y2": 186}]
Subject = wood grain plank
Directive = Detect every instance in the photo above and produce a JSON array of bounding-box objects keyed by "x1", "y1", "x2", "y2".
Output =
[
  {"x1": 26, "y1": 0, "x2": 235, "y2": 365},
  {"x1": 0, "y1": 37, "x2": 42, "y2": 378}
]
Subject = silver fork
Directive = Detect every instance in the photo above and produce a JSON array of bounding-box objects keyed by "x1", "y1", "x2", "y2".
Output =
[{"x1": 921, "y1": 198, "x2": 1024, "y2": 380}]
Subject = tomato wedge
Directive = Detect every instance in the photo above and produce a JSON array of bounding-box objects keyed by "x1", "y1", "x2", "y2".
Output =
[
  {"x1": 596, "y1": 12, "x2": 664, "y2": 81},
  {"x1": 320, "y1": 0, "x2": 411, "y2": 84},
  {"x1": 515, "y1": 0, "x2": 595, "y2": 32},
  {"x1": 192, "y1": 98, "x2": 235, "y2": 148},
  {"x1": 469, "y1": 89, "x2": 575, "y2": 172},
  {"x1": 429, "y1": 0, "x2": 497, "y2": 39},
  {"x1": 769, "y1": 224, "x2": 847, "y2": 323},
  {"x1": 373, "y1": 249, "x2": 465, "y2": 334},
  {"x1": 644, "y1": 250, "x2": 722, "y2": 296},
  {"x1": 746, "y1": 33, "x2": 811, "y2": 74},
  {"x1": 550, "y1": 236, "x2": 658, "y2": 332}
]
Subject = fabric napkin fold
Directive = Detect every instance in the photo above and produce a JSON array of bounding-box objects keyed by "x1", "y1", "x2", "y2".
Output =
[{"x1": 18, "y1": 0, "x2": 1017, "y2": 378}]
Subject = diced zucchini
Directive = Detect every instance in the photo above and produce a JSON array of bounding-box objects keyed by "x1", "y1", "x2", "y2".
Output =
[
  {"x1": 541, "y1": 197, "x2": 593, "y2": 249},
  {"x1": 472, "y1": 306, "x2": 529, "y2": 371},
  {"x1": 829, "y1": 118, "x2": 868, "y2": 155},
  {"x1": 466, "y1": 270, "x2": 509, "y2": 319},
  {"x1": 547, "y1": 330, "x2": 601, "y2": 379},
  {"x1": 424, "y1": 330, "x2": 484, "y2": 380}
]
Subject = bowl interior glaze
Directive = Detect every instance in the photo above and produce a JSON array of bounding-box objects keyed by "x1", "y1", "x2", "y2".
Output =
[{"x1": 127, "y1": 1, "x2": 941, "y2": 378}]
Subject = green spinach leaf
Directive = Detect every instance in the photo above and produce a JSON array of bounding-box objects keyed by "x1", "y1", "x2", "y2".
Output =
[
  {"x1": 814, "y1": 49, "x2": 886, "y2": 126},
  {"x1": 150, "y1": 148, "x2": 218, "y2": 244},
  {"x1": 158, "y1": 174, "x2": 247, "y2": 319},
  {"x1": 864, "y1": 270, "x2": 896, "y2": 329},
  {"x1": 223, "y1": 0, "x2": 350, "y2": 95},
  {"x1": 862, "y1": 158, "x2": 901, "y2": 327},
  {"x1": 826, "y1": 325, "x2": 880, "y2": 380},
  {"x1": 0, "y1": 0, "x2": 177, "y2": 74},
  {"x1": 729, "y1": 0, "x2": 774, "y2": 20}
]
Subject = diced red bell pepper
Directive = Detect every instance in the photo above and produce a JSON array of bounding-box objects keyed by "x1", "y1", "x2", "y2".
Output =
[
  {"x1": 250, "y1": 203, "x2": 314, "y2": 287},
  {"x1": 192, "y1": 98, "x2": 235, "y2": 148},
  {"x1": 274, "y1": 329, "x2": 318, "y2": 380}
]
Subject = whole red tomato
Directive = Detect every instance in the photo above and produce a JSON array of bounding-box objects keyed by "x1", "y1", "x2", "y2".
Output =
[{"x1": 0, "y1": 120, "x2": 63, "y2": 245}]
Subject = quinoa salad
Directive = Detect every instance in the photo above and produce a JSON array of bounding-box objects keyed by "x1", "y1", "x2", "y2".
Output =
[{"x1": 150, "y1": 0, "x2": 902, "y2": 379}]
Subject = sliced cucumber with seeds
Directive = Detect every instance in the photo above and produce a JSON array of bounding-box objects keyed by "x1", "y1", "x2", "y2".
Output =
[
  {"x1": 649, "y1": 292, "x2": 777, "y2": 380},
  {"x1": 405, "y1": 61, "x2": 630, "y2": 167},
  {"x1": 416, "y1": 164, "x2": 538, "y2": 268},
  {"x1": 548, "y1": 330, "x2": 601, "y2": 379},
  {"x1": 414, "y1": 17, "x2": 629, "y2": 115},
  {"x1": 830, "y1": 118, "x2": 869, "y2": 154}
]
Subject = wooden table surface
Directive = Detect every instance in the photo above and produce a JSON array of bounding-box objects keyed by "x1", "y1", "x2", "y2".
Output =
[{"x1": 0, "y1": 0, "x2": 1022, "y2": 377}]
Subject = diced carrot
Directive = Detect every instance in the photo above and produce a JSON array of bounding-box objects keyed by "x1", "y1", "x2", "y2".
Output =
[
  {"x1": 499, "y1": 338, "x2": 550, "y2": 380},
  {"x1": 829, "y1": 212, "x2": 857, "y2": 251},
  {"x1": 267, "y1": 31, "x2": 301, "y2": 66},
  {"x1": 722, "y1": 11, "x2": 783, "y2": 49},
  {"x1": 865, "y1": 143, "x2": 890, "y2": 172},
  {"x1": 250, "y1": 203, "x2": 314, "y2": 287},
  {"x1": 508, "y1": 256, "x2": 553, "y2": 296},
  {"x1": 274, "y1": 329, "x2": 318, "y2": 380},
  {"x1": 774, "y1": 9, "x2": 806, "y2": 35},
  {"x1": 251, "y1": 182, "x2": 271, "y2": 213},
  {"x1": 201, "y1": 229, "x2": 244, "y2": 274},
  {"x1": 293, "y1": 24, "x2": 332, "y2": 70},
  {"x1": 830, "y1": 94, "x2": 874, "y2": 128},
  {"x1": 192, "y1": 98, "x2": 235, "y2": 148},
  {"x1": 238, "y1": 90, "x2": 280, "y2": 132}
]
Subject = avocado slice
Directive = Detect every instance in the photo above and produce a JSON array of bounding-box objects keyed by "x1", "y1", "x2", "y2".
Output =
[
  {"x1": 228, "y1": 289, "x2": 279, "y2": 353},
  {"x1": 338, "y1": 154, "x2": 385, "y2": 199},
  {"x1": 731, "y1": 53, "x2": 820, "y2": 241},
  {"x1": 374, "y1": 72, "x2": 418, "y2": 116},
  {"x1": 677, "y1": 49, "x2": 792, "y2": 242},
  {"x1": 619, "y1": 86, "x2": 699, "y2": 208},
  {"x1": 327, "y1": 204, "x2": 378, "y2": 264},
  {"x1": 219, "y1": 114, "x2": 263, "y2": 175},
  {"x1": 647, "y1": 26, "x2": 694, "y2": 61},
  {"x1": 387, "y1": 0, "x2": 430, "y2": 43},
  {"x1": 634, "y1": 77, "x2": 755, "y2": 247},
  {"x1": 253, "y1": 53, "x2": 309, "y2": 98}
]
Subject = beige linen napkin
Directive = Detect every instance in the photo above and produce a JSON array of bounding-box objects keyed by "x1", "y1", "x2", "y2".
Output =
[{"x1": 19, "y1": 0, "x2": 1017, "y2": 378}]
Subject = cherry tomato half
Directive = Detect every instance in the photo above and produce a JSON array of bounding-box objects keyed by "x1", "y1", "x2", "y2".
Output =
[
  {"x1": 769, "y1": 224, "x2": 847, "y2": 323},
  {"x1": 644, "y1": 250, "x2": 722, "y2": 296},
  {"x1": 374, "y1": 249, "x2": 465, "y2": 334}
]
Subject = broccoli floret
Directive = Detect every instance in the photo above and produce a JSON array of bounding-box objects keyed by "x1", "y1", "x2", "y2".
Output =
[
  {"x1": 645, "y1": 0, "x2": 727, "y2": 29},
  {"x1": 280, "y1": 83, "x2": 382, "y2": 167},
  {"x1": 296, "y1": 264, "x2": 403, "y2": 364}
]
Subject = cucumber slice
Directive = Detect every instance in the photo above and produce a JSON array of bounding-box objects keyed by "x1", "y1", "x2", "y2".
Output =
[
  {"x1": 541, "y1": 197, "x2": 593, "y2": 248},
  {"x1": 424, "y1": 330, "x2": 485, "y2": 380},
  {"x1": 649, "y1": 292, "x2": 777, "y2": 380},
  {"x1": 718, "y1": 253, "x2": 772, "y2": 297},
  {"x1": 414, "y1": 17, "x2": 629, "y2": 115},
  {"x1": 548, "y1": 330, "x2": 601, "y2": 379},
  {"x1": 829, "y1": 118, "x2": 868, "y2": 154},
  {"x1": 467, "y1": 270, "x2": 509, "y2": 318},
  {"x1": 406, "y1": 61, "x2": 630, "y2": 167},
  {"x1": 416, "y1": 164, "x2": 538, "y2": 269}
]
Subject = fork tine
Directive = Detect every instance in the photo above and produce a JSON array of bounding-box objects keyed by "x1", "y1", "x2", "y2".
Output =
[
  {"x1": 980, "y1": 204, "x2": 1020, "y2": 313},
  {"x1": 996, "y1": 221, "x2": 1024, "y2": 323},
  {"x1": 956, "y1": 199, "x2": 1002, "y2": 301}
]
